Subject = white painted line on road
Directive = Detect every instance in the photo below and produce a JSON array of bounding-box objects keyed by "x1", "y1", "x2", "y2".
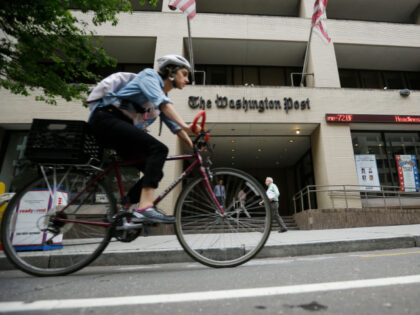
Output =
[
  {"x1": 361, "y1": 251, "x2": 420, "y2": 258},
  {"x1": 117, "y1": 265, "x2": 162, "y2": 271},
  {"x1": 244, "y1": 256, "x2": 336, "y2": 266},
  {"x1": 1, "y1": 275, "x2": 420, "y2": 313}
]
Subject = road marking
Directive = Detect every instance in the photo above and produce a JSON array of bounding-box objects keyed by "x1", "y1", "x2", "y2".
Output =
[
  {"x1": 117, "y1": 265, "x2": 162, "y2": 271},
  {"x1": 1, "y1": 275, "x2": 420, "y2": 313},
  {"x1": 361, "y1": 251, "x2": 420, "y2": 258},
  {"x1": 245, "y1": 256, "x2": 336, "y2": 266}
]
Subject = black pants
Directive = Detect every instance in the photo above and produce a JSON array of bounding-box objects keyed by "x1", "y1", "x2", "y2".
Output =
[
  {"x1": 89, "y1": 106, "x2": 169, "y2": 203},
  {"x1": 270, "y1": 201, "x2": 287, "y2": 229}
]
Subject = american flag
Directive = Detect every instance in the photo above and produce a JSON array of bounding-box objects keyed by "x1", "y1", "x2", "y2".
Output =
[
  {"x1": 312, "y1": 0, "x2": 331, "y2": 43},
  {"x1": 168, "y1": 0, "x2": 196, "y2": 20}
]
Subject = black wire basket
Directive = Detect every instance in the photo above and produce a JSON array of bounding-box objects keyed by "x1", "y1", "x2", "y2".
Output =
[{"x1": 25, "y1": 119, "x2": 102, "y2": 164}]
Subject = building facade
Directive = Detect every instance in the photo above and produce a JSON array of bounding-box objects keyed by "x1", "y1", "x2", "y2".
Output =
[{"x1": 1, "y1": 0, "x2": 419, "y2": 221}]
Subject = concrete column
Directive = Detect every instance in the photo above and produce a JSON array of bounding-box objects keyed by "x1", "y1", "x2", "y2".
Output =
[
  {"x1": 299, "y1": 0, "x2": 314, "y2": 18},
  {"x1": 153, "y1": 33, "x2": 185, "y2": 69},
  {"x1": 414, "y1": 4, "x2": 420, "y2": 24},
  {"x1": 299, "y1": 0, "x2": 341, "y2": 88},
  {"x1": 148, "y1": 125, "x2": 184, "y2": 216},
  {"x1": 305, "y1": 35, "x2": 341, "y2": 88},
  {"x1": 311, "y1": 122, "x2": 362, "y2": 209},
  {"x1": 150, "y1": 34, "x2": 185, "y2": 216}
]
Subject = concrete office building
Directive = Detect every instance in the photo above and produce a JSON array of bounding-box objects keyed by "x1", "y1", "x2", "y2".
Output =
[{"x1": 1, "y1": 0, "x2": 419, "y2": 228}]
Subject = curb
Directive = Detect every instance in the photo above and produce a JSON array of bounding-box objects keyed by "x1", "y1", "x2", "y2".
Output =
[
  {"x1": 258, "y1": 236, "x2": 417, "y2": 258},
  {"x1": 0, "y1": 236, "x2": 419, "y2": 271}
]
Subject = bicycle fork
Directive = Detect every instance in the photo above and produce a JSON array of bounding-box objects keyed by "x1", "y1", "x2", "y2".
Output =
[{"x1": 199, "y1": 165, "x2": 225, "y2": 216}]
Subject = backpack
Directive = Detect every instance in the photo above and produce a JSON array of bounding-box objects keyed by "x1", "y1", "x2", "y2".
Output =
[
  {"x1": 86, "y1": 71, "x2": 164, "y2": 134},
  {"x1": 86, "y1": 72, "x2": 137, "y2": 110}
]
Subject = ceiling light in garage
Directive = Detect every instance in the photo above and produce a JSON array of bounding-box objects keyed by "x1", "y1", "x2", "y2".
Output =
[{"x1": 296, "y1": 129, "x2": 301, "y2": 135}]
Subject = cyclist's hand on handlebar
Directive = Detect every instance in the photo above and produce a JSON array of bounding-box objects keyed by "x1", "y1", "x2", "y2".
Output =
[{"x1": 187, "y1": 123, "x2": 201, "y2": 135}]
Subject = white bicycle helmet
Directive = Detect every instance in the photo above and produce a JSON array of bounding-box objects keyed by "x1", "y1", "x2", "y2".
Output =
[{"x1": 157, "y1": 54, "x2": 191, "y2": 72}]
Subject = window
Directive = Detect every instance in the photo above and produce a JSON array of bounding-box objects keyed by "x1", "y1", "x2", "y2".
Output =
[
  {"x1": 242, "y1": 67, "x2": 258, "y2": 85},
  {"x1": 195, "y1": 65, "x2": 298, "y2": 87},
  {"x1": 406, "y1": 72, "x2": 420, "y2": 90},
  {"x1": 359, "y1": 71, "x2": 383, "y2": 89},
  {"x1": 259, "y1": 67, "x2": 285, "y2": 86},
  {"x1": 339, "y1": 69, "x2": 419, "y2": 90},
  {"x1": 383, "y1": 71, "x2": 405, "y2": 89},
  {"x1": 207, "y1": 66, "x2": 228, "y2": 85},
  {"x1": 285, "y1": 67, "x2": 302, "y2": 87},
  {"x1": 352, "y1": 131, "x2": 420, "y2": 188},
  {"x1": 339, "y1": 70, "x2": 360, "y2": 88}
]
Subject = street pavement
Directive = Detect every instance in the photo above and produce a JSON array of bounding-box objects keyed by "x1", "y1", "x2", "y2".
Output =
[
  {"x1": 1, "y1": 224, "x2": 419, "y2": 270},
  {"x1": 1, "y1": 247, "x2": 420, "y2": 314}
]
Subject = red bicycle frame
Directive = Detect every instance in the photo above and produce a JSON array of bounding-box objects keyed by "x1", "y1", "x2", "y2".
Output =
[
  {"x1": 53, "y1": 150, "x2": 223, "y2": 228},
  {"x1": 54, "y1": 109, "x2": 219, "y2": 227}
]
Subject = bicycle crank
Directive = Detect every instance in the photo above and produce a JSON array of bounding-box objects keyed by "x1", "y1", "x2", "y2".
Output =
[{"x1": 112, "y1": 211, "x2": 143, "y2": 242}]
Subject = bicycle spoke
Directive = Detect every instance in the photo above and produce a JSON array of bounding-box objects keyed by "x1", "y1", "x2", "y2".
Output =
[
  {"x1": 175, "y1": 168, "x2": 271, "y2": 268},
  {"x1": 1, "y1": 169, "x2": 115, "y2": 276}
]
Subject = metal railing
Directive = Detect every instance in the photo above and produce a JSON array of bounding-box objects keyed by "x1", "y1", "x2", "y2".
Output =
[{"x1": 293, "y1": 184, "x2": 420, "y2": 213}]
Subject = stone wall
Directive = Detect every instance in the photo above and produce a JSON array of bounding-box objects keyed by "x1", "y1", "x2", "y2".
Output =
[{"x1": 294, "y1": 208, "x2": 420, "y2": 230}]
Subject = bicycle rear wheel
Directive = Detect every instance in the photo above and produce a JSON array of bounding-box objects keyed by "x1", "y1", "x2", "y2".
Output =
[
  {"x1": 1, "y1": 166, "x2": 116, "y2": 276},
  {"x1": 175, "y1": 168, "x2": 271, "y2": 268}
]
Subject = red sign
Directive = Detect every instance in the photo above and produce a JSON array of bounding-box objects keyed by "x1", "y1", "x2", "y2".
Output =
[{"x1": 326, "y1": 114, "x2": 420, "y2": 124}]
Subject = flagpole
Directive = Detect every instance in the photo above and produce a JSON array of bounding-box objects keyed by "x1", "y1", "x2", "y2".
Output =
[
  {"x1": 187, "y1": 17, "x2": 196, "y2": 85},
  {"x1": 300, "y1": 24, "x2": 314, "y2": 87}
]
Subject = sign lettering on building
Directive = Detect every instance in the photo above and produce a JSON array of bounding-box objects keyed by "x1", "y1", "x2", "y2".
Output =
[{"x1": 188, "y1": 95, "x2": 310, "y2": 113}]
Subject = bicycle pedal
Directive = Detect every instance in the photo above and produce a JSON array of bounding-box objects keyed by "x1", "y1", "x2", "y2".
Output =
[{"x1": 115, "y1": 221, "x2": 143, "y2": 231}]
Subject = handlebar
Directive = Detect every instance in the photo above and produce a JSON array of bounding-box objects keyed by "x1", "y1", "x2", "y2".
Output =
[
  {"x1": 191, "y1": 110, "x2": 206, "y2": 133},
  {"x1": 191, "y1": 110, "x2": 210, "y2": 150}
]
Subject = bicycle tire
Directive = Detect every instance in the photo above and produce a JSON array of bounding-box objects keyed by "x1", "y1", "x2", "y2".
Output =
[
  {"x1": 174, "y1": 168, "x2": 271, "y2": 268},
  {"x1": 1, "y1": 167, "x2": 116, "y2": 276}
]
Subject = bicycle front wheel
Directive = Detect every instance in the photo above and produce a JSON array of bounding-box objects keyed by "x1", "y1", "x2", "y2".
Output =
[
  {"x1": 1, "y1": 167, "x2": 116, "y2": 276},
  {"x1": 175, "y1": 168, "x2": 271, "y2": 268}
]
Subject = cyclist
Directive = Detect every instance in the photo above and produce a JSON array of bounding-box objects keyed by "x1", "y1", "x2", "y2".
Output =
[{"x1": 89, "y1": 55, "x2": 200, "y2": 224}]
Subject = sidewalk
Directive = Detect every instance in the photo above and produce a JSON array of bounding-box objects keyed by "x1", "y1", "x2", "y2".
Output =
[{"x1": 1, "y1": 224, "x2": 420, "y2": 270}]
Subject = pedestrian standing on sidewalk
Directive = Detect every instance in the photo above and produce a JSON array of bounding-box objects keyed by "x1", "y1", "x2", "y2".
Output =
[
  {"x1": 214, "y1": 179, "x2": 226, "y2": 206},
  {"x1": 259, "y1": 177, "x2": 288, "y2": 233}
]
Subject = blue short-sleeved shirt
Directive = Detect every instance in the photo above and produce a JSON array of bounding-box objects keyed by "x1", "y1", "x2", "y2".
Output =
[{"x1": 92, "y1": 69, "x2": 181, "y2": 134}]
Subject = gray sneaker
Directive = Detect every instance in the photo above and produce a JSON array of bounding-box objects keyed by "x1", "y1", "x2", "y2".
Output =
[{"x1": 132, "y1": 207, "x2": 175, "y2": 224}]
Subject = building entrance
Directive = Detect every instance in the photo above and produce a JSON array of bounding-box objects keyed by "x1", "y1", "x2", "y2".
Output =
[{"x1": 187, "y1": 123, "x2": 318, "y2": 216}]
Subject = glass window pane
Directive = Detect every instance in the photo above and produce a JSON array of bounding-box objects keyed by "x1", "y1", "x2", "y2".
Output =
[
  {"x1": 207, "y1": 66, "x2": 228, "y2": 85},
  {"x1": 243, "y1": 67, "x2": 258, "y2": 85},
  {"x1": 260, "y1": 67, "x2": 285, "y2": 86},
  {"x1": 385, "y1": 132, "x2": 420, "y2": 188},
  {"x1": 405, "y1": 72, "x2": 420, "y2": 90},
  {"x1": 360, "y1": 71, "x2": 383, "y2": 89},
  {"x1": 285, "y1": 67, "x2": 301, "y2": 87},
  {"x1": 352, "y1": 132, "x2": 392, "y2": 186},
  {"x1": 339, "y1": 69, "x2": 360, "y2": 88},
  {"x1": 233, "y1": 66, "x2": 243, "y2": 85},
  {"x1": 383, "y1": 71, "x2": 405, "y2": 89}
]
